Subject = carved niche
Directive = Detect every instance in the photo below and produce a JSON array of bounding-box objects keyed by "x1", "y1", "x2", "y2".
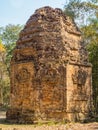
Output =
[
  {"x1": 72, "y1": 68, "x2": 87, "y2": 86},
  {"x1": 16, "y1": 68, "x2": 30, "y2": 82}
]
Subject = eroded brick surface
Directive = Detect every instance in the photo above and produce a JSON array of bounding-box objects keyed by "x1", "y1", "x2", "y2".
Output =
[{"x1": 6, "y1": 6, "x2": 93, "y2": 123}]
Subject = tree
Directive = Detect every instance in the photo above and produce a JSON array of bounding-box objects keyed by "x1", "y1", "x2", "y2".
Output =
[
  {"x1": 64, "y1": 0, "x2": 98, "y2": 26},
  {"x1": 0, "y1": 24, "x2": 23, "y2": 75},
  {"x1": 0, "y1": 24, "x2": 22, "y2": 108},
  {"x1": 0, "y1": 39, "x2": 6, "y2": 106}
]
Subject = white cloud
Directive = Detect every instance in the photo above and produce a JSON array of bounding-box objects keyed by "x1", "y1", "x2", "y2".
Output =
[{"x1": 9, "y1": 0, "x2": 24, "y2": 8}]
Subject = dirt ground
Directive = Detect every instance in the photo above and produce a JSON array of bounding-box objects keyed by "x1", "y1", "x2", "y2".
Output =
[{"x1": 0, "y1": 111, "x2": 98, "y2": 130}]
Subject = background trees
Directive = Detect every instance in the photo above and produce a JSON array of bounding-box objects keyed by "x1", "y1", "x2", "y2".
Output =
[
  {"x1": 64, "y1": 0, "x2": 98, "y2": 26},
  {"x1": 0, "y1": 24, "x2": 22, "y2": 108},
  {"x1": 64, "y1": 0, "x2": 98, "y2": 113},
  {"x1": 0, "y1": 39, "x2": 7, "y2": 107},
  {"x1": 0, "y1": 24, "x2": 23, "y2": 75}
]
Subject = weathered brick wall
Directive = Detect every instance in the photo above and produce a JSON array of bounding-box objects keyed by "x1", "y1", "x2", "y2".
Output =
[
  {"x1": 66, "y1": 64, "x2": 92, "y2": 121},
  {"x1": 6, "y1": 6, "x2": 93, "y2": 123}
]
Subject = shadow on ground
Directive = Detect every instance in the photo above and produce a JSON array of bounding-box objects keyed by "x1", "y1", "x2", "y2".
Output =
[
  {"x1": 0, "y1": 110, "x2": 98, "y2": 126},
  {"x1": 1, "y1": 111, "x2": 98, "y2": 130},
  {"x1": 0, "y1": 111, "x2": 7, "y2": 124}
]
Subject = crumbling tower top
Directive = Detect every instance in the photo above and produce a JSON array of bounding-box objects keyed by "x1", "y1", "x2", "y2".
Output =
[{"x1": 15, "y1": 6, "x2": 89, "y2": 66}]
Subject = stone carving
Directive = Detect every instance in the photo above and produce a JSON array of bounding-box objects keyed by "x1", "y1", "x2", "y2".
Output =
[
  {"x1": 16, "y1": 68, "x2": 30, "y2": 82},
  {"x1": 7, "y1": 6, "x2": 93, "y2": 123},
  {"x1": 13, "y1": 48, "x2": 36, "y2": 61},
  {"x1": 72, "y1": 69, "x2": 87, "y2": 86}
]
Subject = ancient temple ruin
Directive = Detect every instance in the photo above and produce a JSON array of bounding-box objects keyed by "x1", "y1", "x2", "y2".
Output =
[{"x1": 6, "y1": 6, "x2": 93, "y2": 123}]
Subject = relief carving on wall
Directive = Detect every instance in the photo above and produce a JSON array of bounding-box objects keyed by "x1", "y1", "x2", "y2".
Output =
[
  {"x1": 72, "y1": 68, "x2": 87, "y2": 86},
  {"x1": 16, "y1": 68, "x2": 30, "y2": 82}
]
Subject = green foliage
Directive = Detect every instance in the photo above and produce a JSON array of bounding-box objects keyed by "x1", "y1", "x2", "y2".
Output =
[
  {"x1": 0, "y1": 77, "x2": 10, "y2": 108},
  {"x1": 81, "y1": 18, "x2": 98, "y2": 45},
  {"x1": 1, "y1": 24, "x2": 22, "y2": 44},
  {"x1": 0, "y1": 39, "x2": 7, "y2": 107},
  {"x1": 64, "y1": 0, "x2": 98, "y2": 26},
  {"x1": 0, "y1": 24, "x2": 23, "y2": 74},
  {"x1": 0, "y1": 24, "x2": 22, "y2": 108}
]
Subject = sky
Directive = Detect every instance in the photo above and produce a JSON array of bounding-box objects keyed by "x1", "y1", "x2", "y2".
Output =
[{"x1": 0, "y1": 0, "x2": 68, "y2": 26}]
